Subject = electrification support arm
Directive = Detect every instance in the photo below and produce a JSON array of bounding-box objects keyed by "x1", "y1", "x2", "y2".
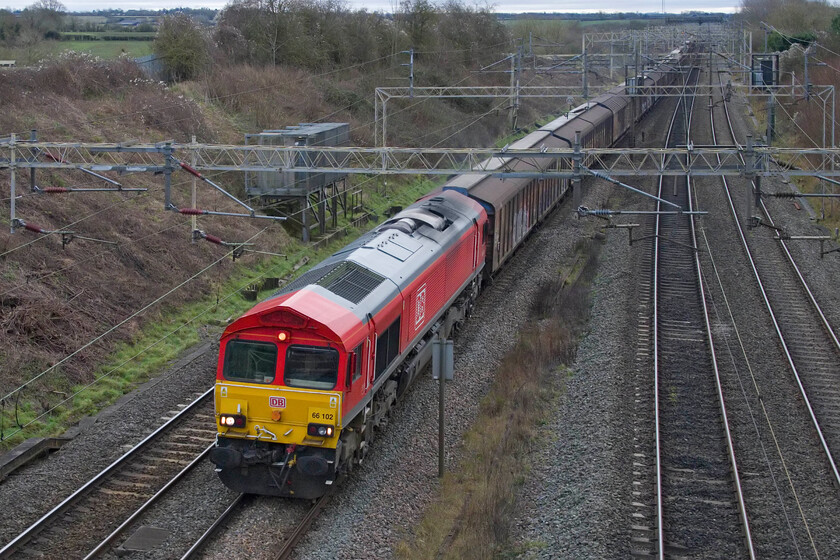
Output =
[
  {"x1": 173, "y1": 157, "x2": 255, "y2": 214},
  {"x1": 582, "y1": 167, "x2": 682, "y2": 209}
]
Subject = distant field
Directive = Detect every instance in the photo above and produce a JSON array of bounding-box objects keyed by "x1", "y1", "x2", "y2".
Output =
[
  {"x1": 59, "y1": 31, "x2": 156, "y2": 40},
  {"x1": 578, "y1": 19, "x2": 650, "y2": 27},
  {"x1": 60, "y1": 40, "x2": 154, "y2": 58},
  {"x1": 0, "y1": 39, "x2": 153, "y2": 63},
  {"x1": 503, "y1": 18, "x2": 650, "y2": 26}
]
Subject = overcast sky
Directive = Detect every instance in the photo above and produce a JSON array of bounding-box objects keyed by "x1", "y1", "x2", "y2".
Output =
[{"x1": 1, "y1": 0, "x2": 740, "y2": 13}]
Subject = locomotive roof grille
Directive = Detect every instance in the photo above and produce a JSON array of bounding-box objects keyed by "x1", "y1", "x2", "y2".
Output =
[
  {"x1": 316, "y1": 261, "x2": 385, "y2": 304},
  {"x1": 271, "y1": 261, "x2": 344, "y2": 298},
  {"x1": 269, "y1": 230, "x2": 383, "y2": 300}
]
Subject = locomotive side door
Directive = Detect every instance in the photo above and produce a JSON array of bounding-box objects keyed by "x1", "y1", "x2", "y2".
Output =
[{"x1": 365, "y1": 313, "x2": 376, "y2": 391}]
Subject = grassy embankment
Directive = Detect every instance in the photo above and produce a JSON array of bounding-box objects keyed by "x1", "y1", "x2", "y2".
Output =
[{"x1": 397, "y1": 233, "x2": 602, "y2": 559}]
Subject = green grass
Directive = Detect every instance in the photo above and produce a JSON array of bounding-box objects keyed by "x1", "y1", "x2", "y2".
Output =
[
  {"x1": 59, "y1": 40, "x2": 154, "y2": 59},
  {"x1": 578, "y1": 18, "x2": 650, "y2": 27},
  {"x1": 0, "y1": 40, "x2": 153, "y2": 63}
]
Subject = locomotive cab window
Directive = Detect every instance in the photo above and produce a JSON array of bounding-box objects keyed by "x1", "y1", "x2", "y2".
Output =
[
  {"x1": 223, "y1": 340, "x2": 278, "y2": 384},
  {"x1": 285, "y1": 345, "x2": 339, "y2": 390}
]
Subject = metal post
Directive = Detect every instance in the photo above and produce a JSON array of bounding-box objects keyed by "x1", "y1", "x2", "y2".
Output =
[
  {"x1": 513, "y1": 46, "x2": 521, "y2": 130},
  {"x1": 10, "y1": 133, "x2": 16, "y2": 233},
  {"x1": 383, "y1": 98, "x2": 388, "y2": 148},
  {"x1": 766, "y1": 93, "x2": 775, "y2": 144},
  {"x1": 432, "y1": 336, "x2": 446, "y2": 478},
  {"x1": 709, "y1": 49, "x2": 713, "y2": 89},
  {"x1": 409, "y1": 48, "x2": 414, "y2": 98},
  {"x1": 190, "y1": 135, "x2": 198, "y2": 237},
  {"x1": 374, "y1": 91, "x2": 380, "y2": 147},
  {"x1": 832, "y1": 86, "x2": 836, "y2": 148},
  {"x1": 746, "y1": 134, "x2": 756, "y2": 226},
  {"x1": 582, "y1": 36, "x2": 588, "y2": 99},
  {"x1": 29, "y1": 130, "x2": 36, "y2": 192},
  {"x1": 302, "y1": 195, "x2": 310, "y2": 243},
  {"x1": 331, "y1": 182, "x2": 338, "y2": 228},
  {"x1": 439, "y1": 343, "x2": 445, "y2": 478},
  {"x1": 632, "y1": 40, "x2": 639, "y2": 148},
  {"x1": 804, "y1": 47, "x2": 810, "y2": 101},
  {"x1": 401, "y1": 49, "x2": 414, "y2": 98},
  {"x1": 319, "y1": 186, "x2": 327, "y2": 235},
  {"x1": 163, "y1": 142, "x2": 173, "y2": 210},
  {"x1": 509, "y1": 52, "x2": 520, "y2": 130},
  {"x1": 573, "y1": 130, "x2": 582, "y2": 208}
]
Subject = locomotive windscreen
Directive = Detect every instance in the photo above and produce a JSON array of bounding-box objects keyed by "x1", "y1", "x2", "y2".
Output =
[
  {"x1": 284, "y1": 345, "x2": 339, "y2": 390},
  {"x1": 223, "y1": 340, "x2": 278, "y2": 384}
]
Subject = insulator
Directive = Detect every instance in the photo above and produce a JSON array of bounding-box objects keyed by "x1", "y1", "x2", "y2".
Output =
[
  {"x1": 179, "y1": 208, "x2": 204, "y2": 215},
  {"x1": 178, "y1": 162, "x2": 203, "y2": 179},
  {"x1": 204, "y1": 234, "x2": 223, "y2": 245},
  {"x1": 587, "y1": 209, "x2": 613, "y2": 216},
  {"x1": 24, "y1": 222, "x2": 45, "y2": 234},
  {"x1": 43, "y1": 187, "x2": 69, "y2": 193},
  {"x1": 771, "y1": 192, "x2": 796, "y2": 198}
]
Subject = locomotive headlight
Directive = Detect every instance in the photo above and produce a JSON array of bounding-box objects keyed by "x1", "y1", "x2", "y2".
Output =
[
  {"x1": 307, "y1": 423, "x2": 334, "y2": 438},
  {"x1": 220, "y1": 414, "x2": 246, "y2": 428},
  {"x1": 277, "y1": 331, "x2": 290, "y2": 342}
]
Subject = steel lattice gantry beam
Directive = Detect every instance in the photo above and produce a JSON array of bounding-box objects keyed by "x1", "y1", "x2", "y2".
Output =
[
  {"x1": 3, "y1": 139, "x2": 840, "y2": 178},
  {"x1": 374, "y1": 85, "x2": 588, "y2": 100},
  {"x1": 374, "y1": 86, "x2": 589, "y2": 146}
]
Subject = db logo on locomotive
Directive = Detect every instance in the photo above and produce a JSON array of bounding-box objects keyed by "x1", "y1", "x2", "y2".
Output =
[{"x1": 269, "y1": 396, "x2": 286, "y2": 408}]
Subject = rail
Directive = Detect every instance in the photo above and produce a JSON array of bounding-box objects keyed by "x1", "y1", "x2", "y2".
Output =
[
  {"x1": 0, "y1": 388, "x2": 214, "y2": 558},
  {"x1": 651, "y1": 62, "x2": 754, "y2": 559},
  {"x1": 715, "y1": 72, "x2": 840, "y2": 489}
]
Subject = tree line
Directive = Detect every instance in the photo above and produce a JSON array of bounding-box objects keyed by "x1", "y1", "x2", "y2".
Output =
[
  {"x1": 154, "y1": 0, "x2": 510, "y2": 82},
  {"x1": 0, "y1": 0, "x2": 66, "y2": 45}
]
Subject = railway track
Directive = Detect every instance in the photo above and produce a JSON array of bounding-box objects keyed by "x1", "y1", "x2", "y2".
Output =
[
  {"x1": 0, "y1": 389, "x2": 216, "y2": 558},
  {"x1": 631, "y1": 63, "x2": 754, "y2": 558},
  {"x1": 712, "y1": 70, "x2": 840, "y2": 488},
  {"x1": 177, "y1": 490, "x2": 330, "y2": 560}
]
